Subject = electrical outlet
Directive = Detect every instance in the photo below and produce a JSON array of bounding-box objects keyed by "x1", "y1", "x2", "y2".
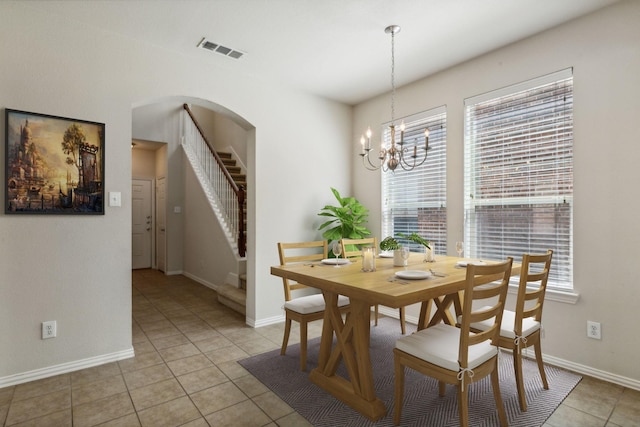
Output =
[
  {"x1": 587, "y1": 320, "x2": 601, "y2": 340},
  {"x1": 42, "y1": 321, "x2": 57, "y2": 339}
]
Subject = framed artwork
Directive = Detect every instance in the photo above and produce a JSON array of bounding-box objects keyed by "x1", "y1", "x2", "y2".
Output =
[{"x1": 5, "y1": 109, "x2": 105, "y2": 214}]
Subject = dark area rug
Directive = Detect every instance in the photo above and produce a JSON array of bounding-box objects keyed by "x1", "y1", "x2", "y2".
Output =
[{"x1": 239, "y1": 317, "x2": 581, "y2": 426}]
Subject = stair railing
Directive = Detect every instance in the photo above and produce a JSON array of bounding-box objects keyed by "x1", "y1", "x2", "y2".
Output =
[{"x1": 182, "y1": 104, "x2": 246, "y2": 257}]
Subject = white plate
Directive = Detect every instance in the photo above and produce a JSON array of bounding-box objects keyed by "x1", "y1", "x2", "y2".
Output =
[
  {"x1": 395, "y1": 270, "x2": 432, "y2": 280},
  {"x1": 321, "y1": 258, "x2": 351, "y2": 265},
  {"x1": 379, "y1": 251, "x2": 394, "y2": 258},
  {"x1": 456, "y1": 260, "x2": 487, "y2": 267}
]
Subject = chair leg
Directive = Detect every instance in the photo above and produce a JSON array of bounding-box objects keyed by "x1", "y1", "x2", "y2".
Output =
[
  {"x1": 457, "y1": 383, "x2": 469, "y2": 427},
  {"x1": 299, "y1": 321, "x2": 308, "y2": 371},
  {"x1": 393, "y1": 352, "x2": 404, "y2": 426},
  {"x1": 491, "y1": 361, "x2": 508, "y2": 427},
  {"x1": 438, "y1": 380, "x2": 446, "y2": 397},
  {"x1": 534, "y1": 341, "x2": 549, "y2": 390},
  {"x1": 399, "y1": 307, "x2": 406, "y2": 335},
  {"x1": 280, "y1": 318, "x2": 292, "y2": 356},
  {"x1": 513, "y1": 347, "x2": 527, "y2": 411},
  {"x1": 374, "y1": 304, "x2": 379, "y2": 326}
]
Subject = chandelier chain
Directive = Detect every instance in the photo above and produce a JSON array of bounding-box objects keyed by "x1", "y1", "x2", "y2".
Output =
[{"x1": 390, "y1": 29, "x2": 396, "y2": 125}]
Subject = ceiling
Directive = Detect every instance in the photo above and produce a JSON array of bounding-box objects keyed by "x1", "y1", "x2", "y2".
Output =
[{"x1": 27, "y1": 0, "x2": 619, "y2": 105}]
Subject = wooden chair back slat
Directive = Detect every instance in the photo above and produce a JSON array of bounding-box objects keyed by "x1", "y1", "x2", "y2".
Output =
[
  {"x1": 458, "y1": 259, "x2": 513, "y2": 366},
  {"x1": 340, "y1": 237, "x2": 378, "y2": 259},
  {"x1": 277, "y1": 240, "x2": 328, "y2": 301}
]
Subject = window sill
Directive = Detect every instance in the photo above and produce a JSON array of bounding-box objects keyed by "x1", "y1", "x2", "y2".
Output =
[{"x1": 507, "y1": 284, "x2": 579, "y2": 304}]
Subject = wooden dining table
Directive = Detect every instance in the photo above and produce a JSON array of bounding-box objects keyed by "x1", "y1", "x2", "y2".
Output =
[{"x1": 270, "y1": 253, "x2": 520, "y2": 421}]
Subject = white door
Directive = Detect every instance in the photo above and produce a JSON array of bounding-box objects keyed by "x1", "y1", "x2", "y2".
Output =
[
  {"x1": 132, "y1": 179, "x2": 153, "y2": 269},
  {"x1": 156, "y1": 176, "x2": 167, "y2": 272}
]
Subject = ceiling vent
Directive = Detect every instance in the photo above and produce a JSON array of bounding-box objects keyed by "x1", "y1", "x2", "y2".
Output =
[{"x1": 197, "y1": 37, "x2": 244, "y2": 60}]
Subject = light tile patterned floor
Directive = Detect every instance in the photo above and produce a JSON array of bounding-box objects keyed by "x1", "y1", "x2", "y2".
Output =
[{"x1": 1, "y1": 269, "x2": 638, "y2": 426}]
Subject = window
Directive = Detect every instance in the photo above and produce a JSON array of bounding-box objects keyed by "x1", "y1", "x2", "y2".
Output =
[
  {"x1": 464, "y1": 69, "x2": 573, "y2": 290},
  {"x1": 382, "y1": 107, "x2": 447, "y2": 254}
]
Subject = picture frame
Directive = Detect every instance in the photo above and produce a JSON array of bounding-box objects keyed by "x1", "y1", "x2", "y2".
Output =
[{"x1": 5, "y1": 109, "x2": 105, "y2": 214}]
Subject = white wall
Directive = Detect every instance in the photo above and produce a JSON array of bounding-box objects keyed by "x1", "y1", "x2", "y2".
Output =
[
  {"x1": 353, "y1": 0, "x2": 640, "y2": 386},
  {"x1": 182, "y1": 153, "x2": 240, "y2": 289},
  {"x1": 0, "y1": 1, "x2": 351, "y2": 384}
]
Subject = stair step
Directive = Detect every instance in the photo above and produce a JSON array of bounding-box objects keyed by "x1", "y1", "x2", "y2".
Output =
[
  {"x1": 218, "y1": 152, "x2": 233, "y2": 159},
  {"x1": 222, "y1": 160, "x2": 236, "y2": 168},
  {"x1": 227, "y1": 166, "x2": 241, "y2": 174},
  {"x1": 217, "y1": 284, "x2": 246, "y2": 315}
]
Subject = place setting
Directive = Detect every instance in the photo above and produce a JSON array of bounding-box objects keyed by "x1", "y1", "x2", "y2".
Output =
[{"x1": 453, "y1": 240, "x2": 487, "y2": 268}]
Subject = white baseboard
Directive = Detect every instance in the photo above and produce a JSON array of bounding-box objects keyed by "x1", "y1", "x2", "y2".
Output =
[
  {"x1": 164, "y1": 270, "x2": 184, "y2": 276},
  {"x1": 251, "y1": 313, "x2": 285, "y2": 328},
  {"x1": 529, "y1": 351, "x2": 640, "y2": 391},
  {"x1": 182, "y1": 271, "x2": 218, "y2": 291},
  {"x1": 377, "y1": 306, "x2": 640, "y2": 392},
  {"x1": 0, "y1": 348, "x2": 135, "y2": 389}
]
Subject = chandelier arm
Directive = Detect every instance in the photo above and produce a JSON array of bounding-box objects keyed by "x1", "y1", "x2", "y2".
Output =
[
  {"x1": 397, "y1": 146, "x2": 429, "y2": 171},
  {"x1": 361, "y1": 153, "x2": 380, "y2": 171},
  {"x1": 361, "y1": 148, "x2": 390, "y2": 171}
]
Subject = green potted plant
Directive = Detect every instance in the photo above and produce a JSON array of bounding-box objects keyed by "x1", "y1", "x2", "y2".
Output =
[
  {"x1": 318, "y1": 187, "x2": 371, "y2": 256},
  {"x1": 380, "y1": 232, "x2": 432, "y2": 265},
  {"x1": 381, "y1": 233, "x2": 430, "y2": 250}
]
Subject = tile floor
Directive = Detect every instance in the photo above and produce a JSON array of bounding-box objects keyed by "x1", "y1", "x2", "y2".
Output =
[{"x1": 1, "y1": 269, "x2": 638, "y2": 426}]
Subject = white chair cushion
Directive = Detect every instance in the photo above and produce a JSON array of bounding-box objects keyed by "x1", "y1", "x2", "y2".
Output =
[
  {"x1": 467, "y1": 307, "x2": 541, "y2": 339},
  {"x1": 395, "y1": 323, "x2": 497, "y2": 372},
  {"x1": 284, "y1": 294, "x2": 350, "y2": 315}
]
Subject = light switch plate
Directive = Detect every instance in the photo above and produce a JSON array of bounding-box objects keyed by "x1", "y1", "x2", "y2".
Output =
[{"x1": 109, "y1": 191, "x2": 121, "y2": 207}]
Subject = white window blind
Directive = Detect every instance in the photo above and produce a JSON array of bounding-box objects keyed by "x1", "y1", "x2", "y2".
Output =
[
  {"x1": 464, "y1": 68, "x2": 573, "y2": 290},
  {"x1": 382, "y1": 106, "x2": 447, "y2": 254}
]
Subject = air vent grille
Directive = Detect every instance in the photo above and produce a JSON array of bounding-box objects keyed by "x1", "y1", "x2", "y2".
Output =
[{"x1": 197, "y1": 37, "x2": 244, "y2": 60}]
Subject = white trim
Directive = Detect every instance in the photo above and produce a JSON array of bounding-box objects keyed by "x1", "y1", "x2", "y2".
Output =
[
  {"x1": 164, "y1": 269, "x2": 184, "y2": 276},
  {"x1": 182, "y1": 271, "x2": 219, "y2": 291},
  {"x1": 377, "y1": 305, "x2": 420, "y2": 326},
  {"x1": 0, "y1": 348, "x2": 134, "y2": 388},
  {"x1": 379, "y1": 306, "x2": 640, "y2": 391},
  {"x1": 524, "y1": 350, "x2": 640, "y2": 391},
  {"x1": 225, "y1": 272, "x2": 239, "y2": 288},
  {"x1": 251, "y1": 314, "x2": 285, "y2": 328}
]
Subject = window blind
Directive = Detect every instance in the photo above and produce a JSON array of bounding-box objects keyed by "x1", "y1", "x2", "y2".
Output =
[
  {"x1": 382, "y1": 106, "x2": 447, "y2": 254},
  {"x1": 464, "y1": 69, "x2": 573, "y2": 290}
]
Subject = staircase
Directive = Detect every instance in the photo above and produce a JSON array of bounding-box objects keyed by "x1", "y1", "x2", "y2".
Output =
[
  {"x1": 182, "y1": 104, "x2": 247, "y2": 316},
  {"x1": 217, "y1": 273, "x2": 246, "y2": 315}
]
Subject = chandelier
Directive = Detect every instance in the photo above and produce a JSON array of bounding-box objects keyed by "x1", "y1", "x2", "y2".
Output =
[{"x1": 359, "y1": 25, "x2": 430, "y2": 172}]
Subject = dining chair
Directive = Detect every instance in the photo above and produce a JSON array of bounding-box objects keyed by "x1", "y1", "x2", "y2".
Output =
[
  {"x1": 340, "y1": 237, "x2": 407, "y2": 335},
  {"x1": 393, "y1": 258, "x2": 513, "y2": 427},
  {"x1": 277, "y1": 240, "x2": 350, "y2": 371},
  {"x1": 469, "y1": 250, "x2": 553, "y2": 411}
]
